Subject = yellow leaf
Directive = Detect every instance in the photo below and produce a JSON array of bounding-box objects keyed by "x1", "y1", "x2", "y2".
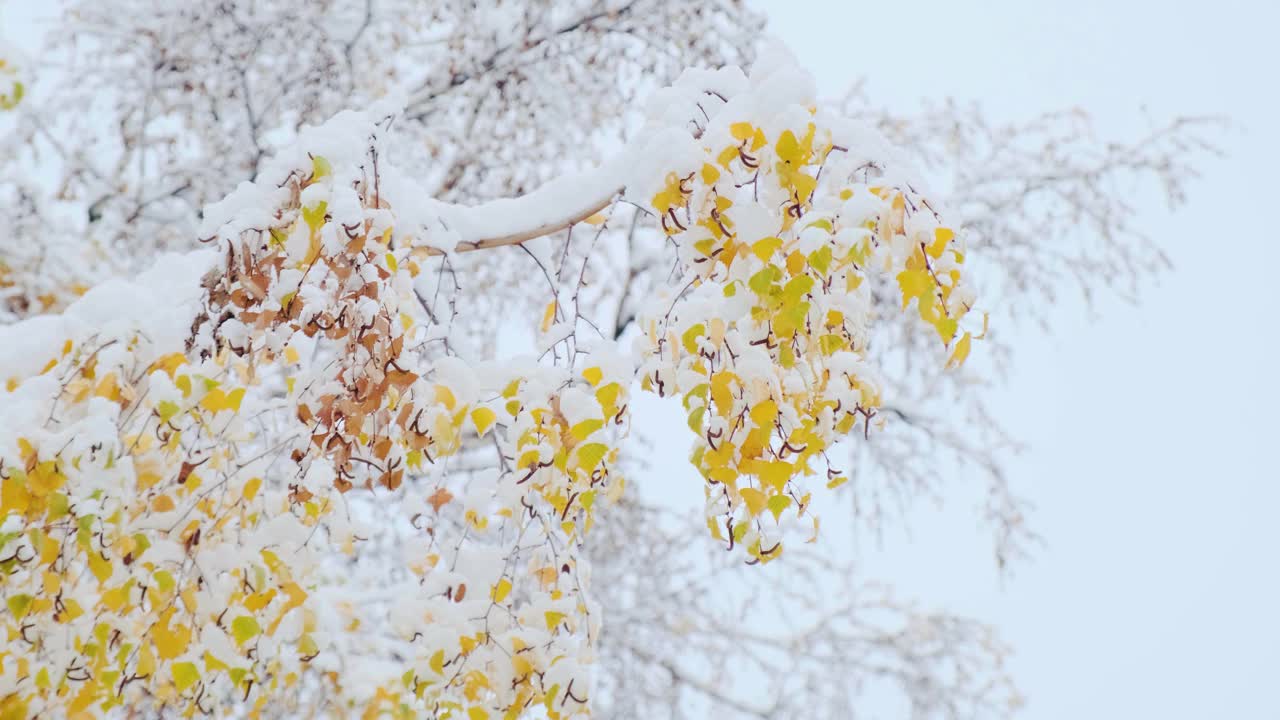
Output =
[
  {"x1": 101, "y1": 583, "x2": 130, "y2": 611},
  {"x1": 570, "y1": 419, "x2": 603, "y2": 442},
  {"x1": 58, "y1": 598, "x2": 84, "y2": 622},
  {"x1": 302, "y1": 200, "x2": 328, "y2": 232},
  {"x1": 512, "y1": 654, "x2": 534, "y2": 678},
  {"x1": 749, "y1": 400, "x2": 777, "y2": 430},
  {"x1": 927, "y1": 226, "x2": 955, "y2": 258},
  {"x1": 575, "y1": 443, "x2": 608, "y2": 470},
  {"x1": 153, "y1": 615, "x2": 192, "y2": 659},
  {"x1": 596, "y1": 383, "x2": 621, "y2": 416},
  {"x1": 430, "y1": 649, "x2": 446, "y2": 675},
  {"x1": 709, "y1": 371, "x2": 737, "y2": 417},
  {"x1": 782, "y1": 274, "x2": 813, "y2": 305},
  {"x1": 95, "y1": 373, "x2": 122, "y2": 402},
  {"x1": 491, "y1": 578, "x2": 512, "y2": 604},
  {"x1": 896, "y1": 269, "x2": 933, "y2": 308},
  {"x1": 1, "y1": 476, "x2": 29, "y2": 515},
  {"x1": 6, "y1": 594, "x2": 32, "y2": 619},
  {"x1": 242, "y1": 477, "x2": 263, "y2": 502},
  {"x1": 933, "y1": 316, "x2": 958, "y2": 344},
  {"x1": 581, "y1": 367, "x2": 603, "y2": 387},
  {"x1": 682, "y1": 323, "x2": 705, "y2": 354},
  {"x1": 766, "y1": 494, "x2": 792, "y2": 522},
  {"x1": 435, "y1": 384, "x2": 457, "y2": 411},
  {"x1": 752, "y1": 237, "x2": 783, "y2": 262},
  {"x1": 156, "y1": 400, "x2": 180, "y2": 423},
  {"x1": 947, "y1": 332, "x2": 972, "y2": 369},
  {"x1": 471, "y1": 407, "x2": 497, "y2": 437},
  {"x1": 776, "y1": 130, "x2": 801, "y2": 163},
  {"x1": 582, "y1": 213, "x2": 607, "y2": 225},
  {"x1": 544, "y1": 611, "x2": 566, "y2": 630},
  {"x1": 540, "y1": 301, "x2": 557, "y2": 333},
  {"x1": 87, "y1": 550, "x2": 112, "y2": 583},
  {"x1": 518, "y1": 450, "x2": 541, "y2": 470},
  {"x1": 310, "y1": 154, "x2": 332, "y2": 180},
  {"x1": 739, "y1": 487, "x2": 767, "y2": 516},
  {"x1": 460, "y1": 634, "x2": 479, "y2": 654},
  {"x1": 717, "y1": 144, "x2": 740, "y2": 169},
  {"x1": 975, "y1": 312, "x2": 990, "y2": 340},
  {"x1": 792, "y1": 172, "x2": 816, "y2": 202},
  {"x1": 758, "y1": 462, "x2": 792, "y2": 492},
  {"x1": 200, "y1": 387, "x2": 246, "y2": 413}
]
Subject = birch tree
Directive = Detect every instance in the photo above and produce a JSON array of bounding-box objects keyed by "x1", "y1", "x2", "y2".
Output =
[{"x1": 0, "y1": 2, "x2": 1216, "y2": 717}]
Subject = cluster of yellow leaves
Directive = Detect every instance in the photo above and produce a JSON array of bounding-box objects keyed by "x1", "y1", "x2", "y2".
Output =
[
  {"x1": 0, "y1": 338, "x2": 331, "y2": 718},
  {"x1": 641, "y1": 116, "x2": 984, "y2": 561},
  {"x1": 503, "y1": 368, "x2": 627, "y2": 540}
]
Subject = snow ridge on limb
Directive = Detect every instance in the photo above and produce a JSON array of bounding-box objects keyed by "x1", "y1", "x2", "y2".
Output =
[
  {"x1": 413, "y1": 47, "x2": 929, "y2": 258},
  {"x1": 200, "y1": 44, "x2": 924, "y2": 265}
]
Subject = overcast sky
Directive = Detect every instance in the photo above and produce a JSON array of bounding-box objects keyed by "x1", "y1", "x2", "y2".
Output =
[
  {"x1": 4, "y1": 1, "x2": 1275, "y2": 717},
  {"x1": 755, "y1": 1, "x2": 1278, "y2": 718}
]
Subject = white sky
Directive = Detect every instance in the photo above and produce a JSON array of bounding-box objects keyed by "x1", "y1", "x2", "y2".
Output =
[
  {"x1": 756, "y1": 0, "x2": 1279, "y2": 718},
  {"x1": 3, "y1": 1, "x2": 1276, "y2": 717}
]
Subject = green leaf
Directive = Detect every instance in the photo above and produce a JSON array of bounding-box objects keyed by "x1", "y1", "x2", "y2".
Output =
[
  {"x1": 807, "y1": 245, "x2": 832, "y2": 275},
  {"x1": 157, "y1": 400, "x2": 180, "y2": 423},
  {"x1": 154, "y1": 570, "x2": 175, "y2": 592},
  {"x1": 767, "y1": 494, "x2": 792, "y2": 522},
  {"x1": 682, "y1": 383, "x2": 709, "y2": 411},
  {"x1": 687, "y1": 406, "x2": 706, "y2": 433},
  {"x1": 681, "y1": 323, "x2": 705, "y2": 354},
  {"x1": 231, "y1": 616, "x2": 261, "y2": 645},
  {"x1": 302, "y1": 201, "x2": 328, "y2": 231},
  {"x1": 748, "y1": 267, "x2": 778, "y2": 296},
  {"x1": 575, "y1": 443, "x2": 609, "y2": 470},
  {"x1": 7, "y1": 594, "x2": 33, "y2": 619},
  {"x1": 782, "y1": 275, "x2": 814, "y2": 305},
  {"x1": 172, "y1": 661, "x2": 200, "y2": 692},
  {"x1": 310, "y1": 154, "x2": 332, "y2": 180}
]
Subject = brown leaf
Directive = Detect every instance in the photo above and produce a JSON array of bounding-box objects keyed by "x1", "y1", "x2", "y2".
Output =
[
  {"x1": 427, "y1": 487, "x2": 454, "y2": 513},
  {"x1": 289, "y1": 484, "x2": 315, "y2": 503}
]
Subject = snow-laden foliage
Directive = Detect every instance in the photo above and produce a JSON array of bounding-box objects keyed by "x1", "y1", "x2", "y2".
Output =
[
  {"x1": 0, "y1": 2, "x2": 1219, "y2": 717},
  {"x1": 0, "y1": 51, "x2": 981, "y2": 718}
]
